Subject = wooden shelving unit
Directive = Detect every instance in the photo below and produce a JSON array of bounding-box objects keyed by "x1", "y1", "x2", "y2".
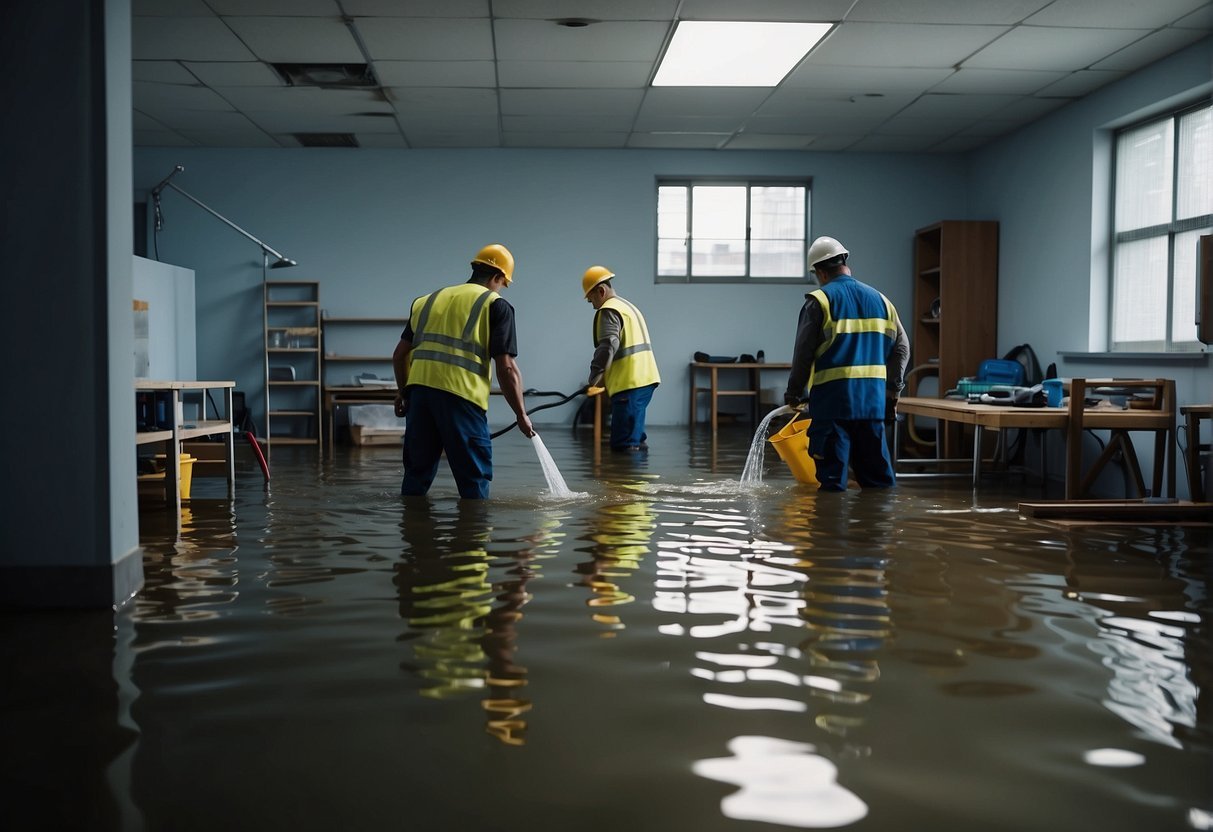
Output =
[{"x1": 264, "y1": 280, "x2": 322, "y2": 448}]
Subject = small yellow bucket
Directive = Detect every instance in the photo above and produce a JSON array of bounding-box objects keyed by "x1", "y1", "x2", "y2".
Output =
[
  {"x1": 178, "y1": 453, "x2": 195, "y2": 500},
  {"x1": 769, "y1": 418, "x2": 817, "y2": 485}
]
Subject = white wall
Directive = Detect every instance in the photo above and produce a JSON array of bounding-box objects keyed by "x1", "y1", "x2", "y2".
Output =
[{"x1": 133, "y1": 255, "x2": 197, "y2": 380}]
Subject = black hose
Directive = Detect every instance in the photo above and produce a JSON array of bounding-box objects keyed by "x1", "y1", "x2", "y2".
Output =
[{"x1": 490, "y1": 386, "x2": 590, "y2": 439}]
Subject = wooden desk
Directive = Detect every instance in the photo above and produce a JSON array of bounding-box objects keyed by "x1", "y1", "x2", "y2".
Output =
[
  {"x1": 897, "y1": 386, "x2": 1176, "y2": 498},
  {"x1": 323, "y1": 385, "x2": 397, "y2": 451},
  {"x1": 689, "y1": 362, "x2": 792, "y2": 433},
  {"x1": 1180, "y1": 404, "x2": 1210, "y2": 502},
  {"x1": 135, "y1": 380, "x2": 236, "y2": 517}
]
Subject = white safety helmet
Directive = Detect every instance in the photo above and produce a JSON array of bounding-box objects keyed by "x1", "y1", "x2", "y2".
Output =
[{"x1": 807, "y1": 236, "x2": 849, "y2": 269}]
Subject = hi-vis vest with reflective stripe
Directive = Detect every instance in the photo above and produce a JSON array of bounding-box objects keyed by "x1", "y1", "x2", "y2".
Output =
[
  {"x1": 596, "y1": 296, "x2": 660, "y2": 395},
  {"x1": 808, "y1": 276, "x2": 898, "y2": 420},
  {"x1": 407, "y1": 283, "x2": 498, "y2": 410}
]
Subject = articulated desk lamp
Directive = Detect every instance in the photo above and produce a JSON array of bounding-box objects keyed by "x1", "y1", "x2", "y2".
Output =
[
  {"x1": 149, "y1": 164, "x2": 297, "y2": 279},
  {"x1": 149, "y1": 164, "x2": 292, "y2": 481}
]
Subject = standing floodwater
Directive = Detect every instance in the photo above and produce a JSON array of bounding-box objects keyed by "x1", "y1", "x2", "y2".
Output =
[
  {"x1": 740, "y1": 405, "x2": 793, "y2": 485},
  {"x1": 530, "y1": 433, "x2": 575, "y2": 498}
]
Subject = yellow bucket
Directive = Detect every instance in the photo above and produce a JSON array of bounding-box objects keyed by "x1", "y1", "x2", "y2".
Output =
[
  {"x1": 769, "y1": 418, "x2": 817, "y2": 485},
  {"x1": 178, "y1": 453, "x2": 195, "y2": 501}
]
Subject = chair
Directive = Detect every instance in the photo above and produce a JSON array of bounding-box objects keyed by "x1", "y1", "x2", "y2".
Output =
[{"x1": 1064, "y1": 378, "x2": 1176, "y2": 500}]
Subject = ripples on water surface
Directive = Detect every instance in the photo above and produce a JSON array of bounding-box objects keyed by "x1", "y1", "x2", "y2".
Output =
[{"x1": 6, "y1": 426, "x2": 1210, "y2": 831}]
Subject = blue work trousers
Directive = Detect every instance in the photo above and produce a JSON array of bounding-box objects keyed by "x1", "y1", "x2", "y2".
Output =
[
  {"x1": 401, "y1": 386, "x2": 493, "y2": 499},
  {"x1": 807, "y1": 418, "x2": 895, "y2": 492},
  {"x1": 610, "y1": 383, "x2": 657, "y2": 450}
]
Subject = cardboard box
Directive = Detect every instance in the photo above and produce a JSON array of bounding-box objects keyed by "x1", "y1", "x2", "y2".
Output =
[{"x1": 350, "y1": 425, "x2": 405, "y2": 446}]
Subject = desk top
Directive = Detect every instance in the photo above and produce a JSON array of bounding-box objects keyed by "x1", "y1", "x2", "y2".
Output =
[
  {"x1": 898, "y1": 396, "x2": 1173, "y2": 429},
  {"x1": 690, "y1": 361, "x2": 792, "y2": 369},
  {"x1": 135, "y1": 380, "x2": 235, "y2": 390}
]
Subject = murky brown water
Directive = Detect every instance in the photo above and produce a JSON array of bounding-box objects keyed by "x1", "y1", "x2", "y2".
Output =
[{"x1": 3, "y1": 425, "x2": 1210, "y2": 831}]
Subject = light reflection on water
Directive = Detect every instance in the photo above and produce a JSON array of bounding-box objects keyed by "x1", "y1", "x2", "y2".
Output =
[{"x1": 17, "y1": 425, "x2": 1208, "y2": 830}]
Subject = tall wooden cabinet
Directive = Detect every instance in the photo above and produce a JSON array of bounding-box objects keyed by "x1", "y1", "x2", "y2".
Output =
[
  {"x1": 264, "y1": 280, "x2": 322, "y2": 447},
  {"x1": 911, "y1": 221, "x2": 999, "y2": 397}
]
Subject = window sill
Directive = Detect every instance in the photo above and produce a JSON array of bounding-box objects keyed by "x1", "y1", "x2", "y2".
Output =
[{"x1": 1058, "y1": 350, "x2": 1209, "y2": 362}]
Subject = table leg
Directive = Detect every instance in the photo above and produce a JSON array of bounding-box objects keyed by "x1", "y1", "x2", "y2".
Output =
[
  {"x1": 972, "y1": 425, "x2": 983, "y2": 487},
  {"x1": 710, "y1": 367, "x2": 719, "y2": 435}
]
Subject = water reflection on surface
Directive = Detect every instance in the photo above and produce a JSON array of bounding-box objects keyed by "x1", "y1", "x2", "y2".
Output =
[{"x1": 2, "y1": 426, "x2": 1209, "y2": 830}]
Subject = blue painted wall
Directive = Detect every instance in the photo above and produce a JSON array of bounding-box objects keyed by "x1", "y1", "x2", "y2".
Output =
[{"x1": 133, "y1": 148, "x2": 969, "y2": 429}]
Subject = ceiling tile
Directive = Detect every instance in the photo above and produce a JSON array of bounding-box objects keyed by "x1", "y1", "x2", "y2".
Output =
[
  {"x1": 804, "y1": 22, "x2": 1008, "y2": 68},
  {"x1": 896, "y1": 93, "x2": 1020, "y2": 118},
  {"x1": 224, "y1": 16, "x2": 364, "y2": 63},
  {"x1": 875, "y1": 116, "x2": 978, "y2": 136},
  {"x1": 133, "y1": 81, "x2": 235, "y2": 111},
  {"x1": 502, "y1": 132, "x2": 628, "y2": 148},
  {"x1": 1023, "y1": 0, "x2": 1210, "y2": 29},
  {"x1": 183, "y1": 61, "x2": 283, "y2": 87},
  {"x1": 133, "y1": 61, "x2": 199, "y2": 84},
  {"x1": 494, "y1": 0, "x2": 677, "y2": 19},
  {"x1": 1091, "y1": 27, "x2": 1210, "y2": 71},
  {"x1": 396, "y1": 114, "x2": 501, "y2": 132},
  {"x1": 744, "y1": 114, "x2": 884, "y2": 133},
  {"x1": 1033, "y1": 69, "x2": 1126, "y2": 97},
  {"x1": 391, "y1": 88, "x2": 500, "y2": 117},
  {"x1": 404, "y1": 131, "x2": 500, "y2": 147},
  {"x1": 632, "y1": 113, "x2": 747, "y2": 132},
  {"x1": 963, "y1": 26, "x2": 1152, "y2": 71},
  {"x1": 628, "y1": 133, "x2": 730, "y2": 148},
  {"x1": 986, "y1": 96, "x2": 1071, "y2": 122},
  {"x1": 354, "y1": 133, "x2": 409, "y2": 147},
  {"x1": 501, "y1": 88, "x2": 645, "y2": 116},
  {"x1": 244, "y1": 112, "x2": 402, "y2": 133},
  {"x1": 929, "y1": 135, "x2": 991, "y2": 152},
  {"x1": 207, "y1": 0, "x2": 341, "y2": 14},
  {"x1": 846, "y1": 0, "x2": 1052, "y2": 25},
  {"x1": 134, "y1": 129, "x2": 195, "y2": 146},
  {"x1": 494, "y1": 20, "x2": 667, "y2": 61},
  {"x1": 802, "y1": 134, "x2": 862, "y2": 151},
  {"x1": 724, "y1": 133, "x2": 816, "y2": 150},
  {"x1": 142, "y1": 109, "x2": 263, "y2": 130},
  {"x1": 498, "y1": 61, "x2": 652, "y2": 88},
  {"x1": 639, "y1": 88, "x2": 771, "y2": 118},
  {"x1": 355, "y1": 17, "x2": 494, "y2": 60},
  {"x1": 218, "y1": 86, "x2": 393, "y2": 114},
  {"x1": 930, "y1": 68, "x2": 1067, "y2": 95},
  {"x1": 502, "y1": 114, "x2": 635, "y2": 132},
  {"x1": 132, "y1": 16, "x2": 256, "y2": 61},
  {"x1": 177, "y1": 128, "x2": 283, "y2": 147},
  {"x1": 1173, "y1": 5, "x2": 1213, "y2": 28},
  {"x1": 132, "y1": 0, "x2": 212, "y2": 15},
  {"x1": 849, "y1": 133, "x2": 940, "y2": 151},
  {"x1": 343, "y1": 0, "x2": 489, "y2": 16},
  {"x1": 374, "y1": 61, "x2": 496, "y2": 87},
  {"x1": 756, "y1": 91, "x2": 917, "y2": 119},
  {"x1": 782, "y1": 64, "x2": 954, "y2": 93}
]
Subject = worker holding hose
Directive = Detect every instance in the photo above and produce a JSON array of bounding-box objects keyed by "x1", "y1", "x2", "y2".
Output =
[
  {"x1": 582, "y1": 266, "x2": 661, "y2": 452},
  {"x1": 783, "y1": 236, "x2": 909, "y2": 491},
  {"x1": 392, "y1": 243, "x2": 535, "y2": 499}
]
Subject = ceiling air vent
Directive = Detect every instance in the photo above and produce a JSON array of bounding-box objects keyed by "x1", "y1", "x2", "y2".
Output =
[
  {"x1": 272, "y1": 63, "x2": 378, "y2": 88},
  {"x1": 294, "y1": 133, "x2": 360, "y2": 148}
]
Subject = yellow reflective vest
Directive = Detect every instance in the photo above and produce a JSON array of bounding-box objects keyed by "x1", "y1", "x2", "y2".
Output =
[
  {"x1": 407, "y1": 283, "x2": 498, "y2": 410},
  {"x1": 596, "y1": 296, "x2": 660, "y2": 395}
]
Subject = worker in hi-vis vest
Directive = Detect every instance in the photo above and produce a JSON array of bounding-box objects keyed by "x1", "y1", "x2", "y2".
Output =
[
  {"x1": 392, "y1": 243, "x2": 535, "y2": 499},
  {"x1": 582, "y1": 266, "x2": 661, "y2": 452},
  {"x1": 783, "y1": 236, "x2": 910, "y2": 491}
]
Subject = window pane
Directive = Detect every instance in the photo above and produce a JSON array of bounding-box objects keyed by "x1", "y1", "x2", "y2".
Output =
[
  {"x1": 657, "y1": 185, "x2": 688, "y2": 240},
  {"x1": 751, "y1": 240, "x2": 804, "y2": 277},
  {"x1": 1172, "y1": 229, "x2": 1202, "y2": 346},
  {"x1": 1115, "y1": 119, "x2": 1174, "y2": 232},
  {"x1": 657, "y1": 186, "x2": 689, "y2": 276},
  {"x1": 1111, "y1": 236, "x2": 1169, "y2": 348},
  {"x1": 692, "y1": 238, "x2": 746, "y2": 276},
  {"x1": 750, "y1": 186, "x2": 805, "y2": 240},
  {"x1": 1177, "y1": 106, "x2": 1213, "y2": 221},
  {"x1": 657, "y1": 238, "x2": 687, "y2": 276},
  {"x1": 691, "y1": 186, "x2": 746, "y2": 276}
]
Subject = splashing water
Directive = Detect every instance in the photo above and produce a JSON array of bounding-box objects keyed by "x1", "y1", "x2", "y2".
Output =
[
  {"x1": 740, "y1": 406, "x2": 794, "y2": 486},
  {"x1": 530, "y1": 434, "x2": 575, "y2": 498}
]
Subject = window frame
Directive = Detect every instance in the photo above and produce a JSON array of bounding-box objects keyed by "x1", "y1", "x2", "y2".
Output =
[
  {"x1": 654, "y1": 176, "x2": 813, "y2": 285},
  {"x1": 1108, "y1": 99, "x2": 1212, "y2": 353}
]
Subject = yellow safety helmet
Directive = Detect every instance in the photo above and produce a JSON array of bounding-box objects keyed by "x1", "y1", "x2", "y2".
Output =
[
  {"x1": 471, "y1": 243, "x2": 515, "y2": 285},
  {"x1": 582, "y1": 265, "x2": 614, "y2": 297}
]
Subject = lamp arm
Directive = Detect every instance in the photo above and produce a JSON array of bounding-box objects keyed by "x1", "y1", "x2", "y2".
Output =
[{"x1": 156, "y1": 178, "x2": 291, "y2": 263}]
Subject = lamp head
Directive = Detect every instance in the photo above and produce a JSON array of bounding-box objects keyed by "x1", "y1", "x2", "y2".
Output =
[{"x1": 270, "y1": 257, "x2": 297, "y2": 269}]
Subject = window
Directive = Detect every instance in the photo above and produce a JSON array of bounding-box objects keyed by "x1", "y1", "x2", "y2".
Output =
[
  {"x1": 656, "y1": 179, "x2": 810, "y2": 283},
  {"x1": 1110, "y1": 101, "x2": 1212, "y2": 352}
]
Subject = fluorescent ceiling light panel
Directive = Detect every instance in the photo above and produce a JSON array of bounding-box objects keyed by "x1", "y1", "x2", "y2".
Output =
[{"x1": 652, "y1": 21, "x2": 831, "y2": 87}]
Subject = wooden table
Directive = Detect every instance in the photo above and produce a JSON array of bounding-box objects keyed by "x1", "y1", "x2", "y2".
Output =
[
  {"x1": 323, "y1": 385, "x2": 397, "y2": 451},
  {"x1": 1180, "y1": 404, "x2": 1211, "y2": 502},
  {"x1": 897, "y1": 386, "x2": 1176, "y2": 498},
  {"x1": 689, "y1": 362, "x2": 792, "y2": 433}
]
